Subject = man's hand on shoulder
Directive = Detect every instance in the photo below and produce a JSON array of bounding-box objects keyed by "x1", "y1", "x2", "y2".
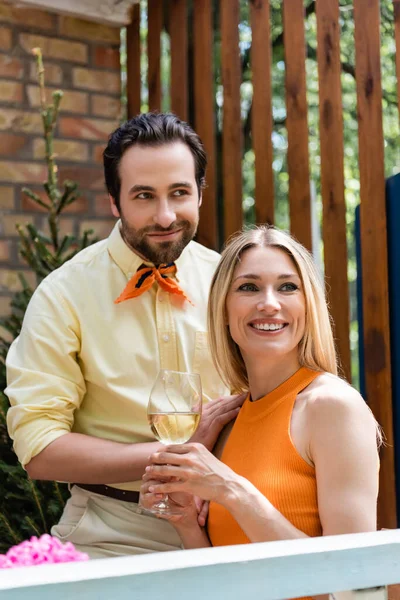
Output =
[{"x1": 190, "y1": 393, "x2": 246, "y2": 451}]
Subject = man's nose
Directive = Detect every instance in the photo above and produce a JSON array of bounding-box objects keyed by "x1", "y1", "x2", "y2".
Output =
[{"x1": 153, "y1": 200, "x2": 176, "y2": 229}]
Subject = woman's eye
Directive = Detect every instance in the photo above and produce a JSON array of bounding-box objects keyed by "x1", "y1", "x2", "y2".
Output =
[
  {"x1": 280, "y1": 282, "x2": 298, "y2": 292},
  {"x1": 238, "y1": 283, "x2": 258, "y2": 292}
]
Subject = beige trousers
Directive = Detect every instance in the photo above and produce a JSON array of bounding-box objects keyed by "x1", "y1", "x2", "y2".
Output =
[{"x1": 51, "y1": 485, "x2": 183, "y2": 559}]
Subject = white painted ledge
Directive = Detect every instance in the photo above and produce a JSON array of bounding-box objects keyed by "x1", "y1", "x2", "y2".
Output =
[
  {"x1": 1, "y1": 530, "x2": 400, "y2": 600},
  {"x1": 6, "y1": 0, "x2": 139, "y2": 26}
]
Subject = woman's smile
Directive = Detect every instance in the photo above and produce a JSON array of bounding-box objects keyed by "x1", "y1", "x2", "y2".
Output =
[{"x1": 248, "y1": 319, "x2": 288, "y2": 334}]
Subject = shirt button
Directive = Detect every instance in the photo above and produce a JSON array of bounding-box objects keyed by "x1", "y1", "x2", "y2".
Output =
[{"x1": 162, "y1": 334, "x2": 169, "y2": 342}]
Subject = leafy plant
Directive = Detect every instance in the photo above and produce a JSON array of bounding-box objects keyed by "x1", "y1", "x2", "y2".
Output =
[{"x1": 0, "y1": 48, "x2": 96, "y2": 553}]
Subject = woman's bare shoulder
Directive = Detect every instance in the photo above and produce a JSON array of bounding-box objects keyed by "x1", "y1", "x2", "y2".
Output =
[
  {"x1": 301, "y1": 373, "x2": 381, "y2": 449},
  {"x1": 302, "y1": 372, "x2": 380, "y2": 465},
  {"x1": 302, "y1": 372, "x2": 372, "y2": 420}
]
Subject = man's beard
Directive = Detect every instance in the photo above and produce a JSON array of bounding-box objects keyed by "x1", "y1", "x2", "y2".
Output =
[{"x1": 120, "y1": 215, "x2": 198, "y2": 265}]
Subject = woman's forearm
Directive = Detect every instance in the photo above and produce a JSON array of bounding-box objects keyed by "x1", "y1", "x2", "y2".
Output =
[
  {"x1": 146, "y1": 444, "x2": 309, "y2": 543},
  {"x1": 222, "y1": 477, "x2": 309, "y2": 543}
]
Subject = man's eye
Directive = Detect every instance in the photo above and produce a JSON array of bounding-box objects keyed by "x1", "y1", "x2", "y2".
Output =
[
  {"x1": 172, "y1": 189, "x2": 188, "y2": 197},
  {"x1": 280, "y1": 282, "x2": 298, "y2": 292},
  {"x1": 136, "y1": 192, "x2": 152, "y2": 200},
  {"x1": 238, "y1": 283, "x2": 258, "y2": 292}
]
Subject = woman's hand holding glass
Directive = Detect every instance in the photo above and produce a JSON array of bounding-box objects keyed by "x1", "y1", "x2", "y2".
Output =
[
  {"x1": 140, "y1": 478, "x2": 203, "y2": 527},
  {"x1": 143, "y1": 442, "x2": 243, "y2": 507}
]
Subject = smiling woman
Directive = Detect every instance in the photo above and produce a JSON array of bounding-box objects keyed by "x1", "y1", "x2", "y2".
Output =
[
  {"x1": 224, "y1": 245, "x2": 307, "y2": 400},
  {"x1": 141, "y1": 225, "x2": 381, "y2": 576},
  {"x1": 208, "y1": 226, "x2": 338, "y2": 396}
]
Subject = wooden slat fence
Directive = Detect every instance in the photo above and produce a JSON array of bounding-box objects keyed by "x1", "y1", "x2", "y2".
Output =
[
  {"x1": 193, "y1": 0, "x2": 218, "y2": 250},
  {"x1": 147, "y1": 0, "x2": 162, "y2": 111},
  {"x1": 126, "y1": 3, "x2": 141, "y2": 118},
  {"x1": 353, "y1": 0, "x2": 396, "y2": 529},
  {"x1": 315, "y1": 0, "x2": 351, "y2": 383},
  {"x1": 170, "y1": 0, "x2": 188, "y2": 121},
  {"x1": 250, "y1": 0, "x2": 274, "y2": 227},
  {"x1": 220, "y1": 0, "x2": 243, "y2": 239},
  {"x1": 283, "y1": 0, "x2": 313, "y2": 252},
  {"x1": 395, "y1": 0, "x2": 400, "y2": 119},
  {"x1": 126, "y1": 0, "x2": 399, "y2": 528}
]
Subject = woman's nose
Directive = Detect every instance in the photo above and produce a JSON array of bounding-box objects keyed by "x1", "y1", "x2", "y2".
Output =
[{"x1": 257, "y1": 290, "x2": 280, "y2": 312}]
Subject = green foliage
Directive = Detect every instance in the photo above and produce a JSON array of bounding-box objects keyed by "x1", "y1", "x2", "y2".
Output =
[
  {"x1": 121, "y1": 1, "x2": 399, "y2": 388},
  {"x1": 0, "y1": 48, "x2": 96, "y2": 553}
]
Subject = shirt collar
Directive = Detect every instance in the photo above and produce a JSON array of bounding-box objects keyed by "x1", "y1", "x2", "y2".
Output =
[{"x1": 107, "y1": 220, "x2": 191, "y2": 279}]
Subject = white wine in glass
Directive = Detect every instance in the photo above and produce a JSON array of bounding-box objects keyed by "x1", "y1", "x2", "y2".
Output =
[
  {"x1": 144, "y1": 369, "x2": 202, "y2": 515},
  {"x1": 148, "y1": 412, "x2": 201, "y2": 444}
]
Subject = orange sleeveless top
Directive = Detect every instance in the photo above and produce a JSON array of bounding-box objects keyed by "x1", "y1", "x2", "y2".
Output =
[{"x1": 208, "y1": 367, "x2": 322, "y2": 546}]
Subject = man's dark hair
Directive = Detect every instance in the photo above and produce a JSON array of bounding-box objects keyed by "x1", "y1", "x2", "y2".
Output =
[{"x1": 103, "y1": 112, "x2": 207, "y2": 211}]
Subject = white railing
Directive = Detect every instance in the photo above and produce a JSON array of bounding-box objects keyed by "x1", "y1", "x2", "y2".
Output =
[{"x1": 1, "y1": 529, "x2": 400, "y2": 600}]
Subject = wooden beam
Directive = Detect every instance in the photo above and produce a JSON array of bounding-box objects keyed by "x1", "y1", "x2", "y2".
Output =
[
  {"x1": 354, "y1": 0, "x2": 396, "y2": 529},
  {"x1": 126, "y1": 3, "x2": 141, "y2": 118},
  {"x1": 193, "y1": 0, "x2": 218, "y2": 250},
  {"x1": 220, "y1": 0, "x2": 243, "y2": 240},
  {"x1": 2, "y1": 530, "x2": 400, "y2": 599},
  {"x1": 394, "y1": 0, "x2": 400, "y2": 122},
  {"x1": 283, "y1": 0, "x2": 312, "y2": 251},
  {"x1": 170, "y1": 0, "x2": 188, "y2": 121},
  {"x1": 147, "y1": 0, "x2": 162, "y2": 112},
  {"x1": 315, "y1": 0, "x2": 351, "y2": 382},
  {"x1": 7, "y1": 0, "x2": 139, "y2": 26},
  {"x1": 250, "y1": 0, "x2": 274, "y2": 226}
]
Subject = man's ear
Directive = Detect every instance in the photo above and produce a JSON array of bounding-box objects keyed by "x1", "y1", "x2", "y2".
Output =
[
  {"x1": 109, "y1": 194, "x2": 120, "y2": 218},
  {"x1": 199, "y1": 193, "x2": 203, "y2": 208}
]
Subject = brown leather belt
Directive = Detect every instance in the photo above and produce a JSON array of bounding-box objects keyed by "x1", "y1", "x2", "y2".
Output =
[{"x1": 73, "y1": 483, "x2": 140, "y2": 504}]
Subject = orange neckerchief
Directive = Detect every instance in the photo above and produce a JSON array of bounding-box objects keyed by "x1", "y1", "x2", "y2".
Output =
[{"x1": 114, "y1": 263, "x2": 193, "y2": 305}]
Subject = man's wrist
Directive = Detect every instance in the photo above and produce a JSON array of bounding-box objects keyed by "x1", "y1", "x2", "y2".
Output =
[
  {"x1": 173, "y1": 518, "x2": 201, "y2": 534},
  {"x1": 174, "y1": 520, "x2": 210, "y2": 549},
  {"x1": 189, "y1": 431, "x2": 213, "y2": 451}
]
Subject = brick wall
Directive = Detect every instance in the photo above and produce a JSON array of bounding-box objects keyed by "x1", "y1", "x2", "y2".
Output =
[{"x1": 0, "y1": 2, "x2": 121, "y2": 316}]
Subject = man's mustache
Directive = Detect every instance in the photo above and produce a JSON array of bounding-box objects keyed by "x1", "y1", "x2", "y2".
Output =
[{"x1": 141, "y1": 222, "x2": 190, "y2": 235}]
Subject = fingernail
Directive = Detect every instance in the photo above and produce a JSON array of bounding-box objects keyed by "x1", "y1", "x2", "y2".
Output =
[
  {"x1": 145, "y1": 466, "x2": 151, "y2": 472},
  {"x1": 149, "y1": 486, "x2": 155, "y2": 492}
]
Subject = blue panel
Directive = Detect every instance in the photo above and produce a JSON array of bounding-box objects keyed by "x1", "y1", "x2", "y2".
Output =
[{"x1": 386, "y1": 173, "x2": 400, "y2": 525}]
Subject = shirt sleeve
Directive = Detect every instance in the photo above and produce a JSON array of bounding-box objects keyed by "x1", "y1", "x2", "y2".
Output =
[{"x1": 5, "y1": 278, "x2": 86, "y2": 467}]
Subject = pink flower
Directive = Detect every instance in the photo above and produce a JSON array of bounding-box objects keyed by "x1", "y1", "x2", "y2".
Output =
[{"x1": 0, "y1": 534, "x2": 89, "y2": 568}]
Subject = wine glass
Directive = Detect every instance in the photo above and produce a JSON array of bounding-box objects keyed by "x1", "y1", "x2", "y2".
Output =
[{"x1": 141, "y1": 369, "x2": 202, "y2": 516}]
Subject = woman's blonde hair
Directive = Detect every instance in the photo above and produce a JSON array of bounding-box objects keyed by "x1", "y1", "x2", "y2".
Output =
[{"x1": 208, "y1": 225, "x2": 338, "y2": 393}]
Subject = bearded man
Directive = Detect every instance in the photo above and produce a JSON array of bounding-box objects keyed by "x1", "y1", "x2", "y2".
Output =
[{"x1": 6, "y1": 113, "x2": 241, "y2": 558}]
